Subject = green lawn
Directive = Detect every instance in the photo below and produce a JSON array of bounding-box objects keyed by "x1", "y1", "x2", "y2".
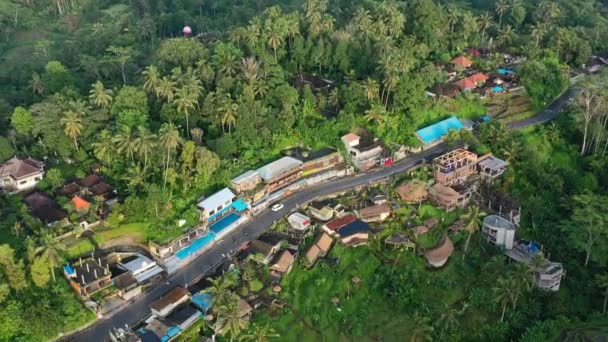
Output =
[
  {"x1": 65, "y1": 239, "x2": 95, "y2": 258},
  {"x1": 64, "y1": 223, "x2": 149, "y2": 258}
]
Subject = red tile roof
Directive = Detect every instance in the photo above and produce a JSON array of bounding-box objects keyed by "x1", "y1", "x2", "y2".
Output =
[
  {"x1": 71, "y1": 196, "x2": 90, "y2": 210},
  {"x1": 450, "y1": 56, "x2": 473, "y2": 68},
  {"x1": 325, "y1": 213, "x2": 357, "y2": 231},
  {"x1": 453, "y1": 73, "x2": 488, "y2": 90}
]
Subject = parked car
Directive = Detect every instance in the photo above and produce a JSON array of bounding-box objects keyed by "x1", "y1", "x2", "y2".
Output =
[{"x1": 271, "y1": 203, "x2": 284, "y2": 212}]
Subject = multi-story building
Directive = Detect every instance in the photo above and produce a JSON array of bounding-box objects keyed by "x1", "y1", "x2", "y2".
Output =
[
  {"x1": 477, "y1": 154, "x2": 508, "y2": 180},
  {"x1": 505, "y1": 241, "x2": 566, "y2": 291},
  {"x1": 197, "y1": 188, "x2": 238, "y2": 222},
  {"x1": 257, "y1": 157, "x2": 303, "y2": 193},
  {"x1": 63, "y1": 258, "x2": 112, "y2": 298},
  {"x1": 341, "y1": 133, "x2": 385, "y2": 171},
  {"x1": 429, "y1": 182, "x2": 477, "y2": 211},
  {"x1": 0, "y1": 156, "x2": 44, "y2": 192},
  {"x1": 293, "y1": 147, "x2": 344, "y2": 177},
  {"x1": 433, "y1": 148, "x2": 478, "y2": 186},
  {"x1": 230, "y1": 170, "x2": 262, "y2": 193},
  {"x1": 482, "y1": 215, "x2": 516, "y2": 250}
]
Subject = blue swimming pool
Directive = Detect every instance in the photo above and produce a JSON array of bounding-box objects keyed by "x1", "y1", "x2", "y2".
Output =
[
  {"x1": 207, "y1": 198, "x2": 249, "y2": 222},
  {"x1": 175, "y1": 232, "x2": 216, "y2": 260},
  {"x1": 210, "y1": 212, "x2": 241, "y2": 234},
  {"x1": 416, "y1": 116, "x2": 464, "y2": 144}
]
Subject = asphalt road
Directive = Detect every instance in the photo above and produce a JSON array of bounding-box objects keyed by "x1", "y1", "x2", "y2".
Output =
[{"x1": 66, "y1": 84, "x2": 578, "y2": 342}]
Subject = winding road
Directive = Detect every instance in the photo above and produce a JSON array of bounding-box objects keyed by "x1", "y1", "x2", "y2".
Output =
[{"x1": 65, "y1": 86, "x2": 577, "y2": 342}]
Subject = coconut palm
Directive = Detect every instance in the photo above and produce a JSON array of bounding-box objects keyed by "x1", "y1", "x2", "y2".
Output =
[
  {"x1": 530, "y1": 24, "x2": 547, "y2": 48},
  {"x1": 158, "y1": 123, "x2": 182, "y2": 187},
  {"x1": 364, "y1": 105, "x2": 385, "y2": 125},
  {"x1": 509, "y1": 262, "x2": 533, "y2": 308},
  {"x1": 123, "y1": 163, "x2": 147, "y2": 192},
  {"x1": 190, "y1": 127, "x2": 204, "y2": 145},
  {"x1": 173, "y1": 87, "x2": 197, "y2": 134},
  {"x1": 206, "y1": 277, "x2": 230, "y2": 308},
  {"x1": 478, "y1": 12, "x2": 493, "y2": 45},
  {"x1": 328, "y1": 88, "x2": 340, "y2": 110},
  {"x1": 134, "y1": 127, "x2": 157, "y2": 169},
  {"x1": 113, "y1": 125, "x2": 137, "y2": 162},
  {"x1": 502, "y1": 139, "x2": 522, "y2": 163},
  {"x1": 240, "y1": 57, "x2": 261, "y2": 84},
  {"x1": 497, "y1": 25, "x2": 515, "y2": 47},
  {"x1": 362, "y1": 78, "x2": 380, "y2": 103},
  {"x1": 410, "y1": 314, "x2": 434, "y2": 342},
  {"x1": 60, "y1": 110, "x2": 83, "y2": 151},
  {"x1": 158, "y1": 76, "x2": 176, "y2": 102},
  {"x1": 221, "y1": 96, "x2": 239, "y2": 133},
  {"x1": 495, "y1": 0, "x2": 510, "y2": 27},
  {"x1": 460, "y1": 205, "x2": 485, "y2": 258},
  {"x1": 493, "y1": 276, "x2": 517, "y2": 322},
  {"x1": 267, "y1": 29, "x2": 285, "y2": 60},
  {"x1": 36, "y1": 233, "x2": 65, "y2": 282},
  {"x1": 240, "y1": 324, "x2": 280, "y2": 342},
  {"x1": 92, "y1": 130, "x2": 113, "y2": 164},
  {"x1": 30, "y1": 72, "x2": 44, "y2": 96},
  {"x1": 596, "y1": 273, "x2": 608, "y2": 314},
  {"x1": 540, "y1": 1, "x2": 561, "y2": 22},
  {"x1": 436, "y1": 304, "x2": 459, "y2": 338},
  {"x1": 142, "y1": 65, "x2": 161, "y2": 98},
  {"x1": 88, "y1": 81, "x2": 113, "y2": 108},
  {"x1": 216, "y1": 295, "x2": 248, "y2": 339},
  {"x1": 446, "y1": 7, "x2": 460, "y2": 34}
]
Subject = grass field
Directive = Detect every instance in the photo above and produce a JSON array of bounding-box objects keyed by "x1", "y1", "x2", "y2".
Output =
[
  {"x1": 485, "y1": 89, "x2": 535, "y2": 123},
  {"x1": 64, "y1": 223, "x2": 149, "y2": 258}
]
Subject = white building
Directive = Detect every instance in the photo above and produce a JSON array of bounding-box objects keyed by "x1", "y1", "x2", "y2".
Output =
[
  {"x1": 0, "y1": 157, "x2": 44, "y2": 192},
  {"x1": 505, "y1": 241, "x2": 566, "y2": 291},
  {"x1": 287, "y1": 212, "x2": 311, "y2": 231},
  {"x1": 341, "y1": 133, "x2": 384, "y2": 171},
  {"x1": 117, "y1": 254, "x2": 164, "y2": 284},
  {"x1": 196, "y1": 188, "x2": 236, "y2": 221},
  {"x1": 478, "y1": 155, "x2": 508, "y2": 180},
  {"x1": 482, "y1": 215, "x2": 516, "y2": 250}
]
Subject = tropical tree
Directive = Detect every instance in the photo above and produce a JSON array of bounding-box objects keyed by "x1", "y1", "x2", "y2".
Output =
[
  {"x1": 173, "y1": 87, "x2": 197, "y2": 134},
  {"x1": 596, "y1": 273, "x2": 608, "y2": 314},
  {"x1": 493, "y1": 276, "x2": 517, "y2": 322},
  {"x1": 530, "y1": 24, "x2": 548, "y2": 48},
  {"x1": 158, "y1": 76, "x2": 176, "y2": 102},
  {"x1": 60, "y1": 110, "x2": 83, "y2": 150},
  {"x1": 30, "y1": 72, "x2": 45, "y2": 96},
  {"x1": 478, "y1": 12, "x2": 493, "y2": 45},
  {"x1": 158, "y1": 123, "x2": 182, "y2": 187},
  {"x1": 113, "y1": 125, "x2": 137, "y2": 161},
  {"x1": 497, "y1": 25, "x2": 515, "y2": 47},
  {"x1": 364, "y1": 105, "x2": 385, "y2": 125},
  {"x1": 106, "y1": 45, "x2": 134, "y2": 84},
  {"x1": 436, "y1": 304, "x2": 460, "y2": 338},
  {"x1": 88, "y1": 81, "x2": 113, "y2": 108},
  {"x1": 460, "y1": 205, "x2": 485, "y2": 258},
  {"x1": 216, "y1": 294, "x2": 248, "y2": 339},
  {"x1": 36, "y1": 233, "x2": 65, "y2": 282},
  {"x1": 221, "y1": 96, "x2": 239, "y2": 133},
  {"x1": 362, "y1": 78, "x2": 380, "y2": 103},
  {"x1": 92, "y1": 130, "x2": 113, "y2": 164},
  {"x1": 509, "y1": 262, "x2": 533, "y2": 308},
  {"x1": 134, "y1": 127, "x2": 157, "y2": 169},
  {"x1": 142, "y1": 65, "x2": 161, "y2": 98},
  {"x1": 240, "y1": 57, "x2": 261, "y2": 85},
  {"x1": 240, "y1": 324, "x2": 280, "y2": 342},
  {"x1": 410, "y1": 314, "x2": 434, "y2": 342},
  {"x1": 495, "y1": 0, "x2": 510, "y2": 27}
]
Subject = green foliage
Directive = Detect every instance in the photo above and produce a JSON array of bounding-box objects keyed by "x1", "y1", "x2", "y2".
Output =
[
  {"x1": 11, "y1": 106, "x2": 34, "y2": 135},
  {"x1": 42, "y1": 61, "x2": 76, "y2": 95},
  {"x1": 45, "y1": 168, "x2": 64, "y2": 191},
  {"x1": 0, "y1": 137, "x2": 14, "y2": 160},
  {"x1": 30, "y1": 256, "x2": 51, "y2": 288},
  {"x1": 110, "y1": 86, "x2": 149, "y2": 117},
  {"x1": 520, "y1": 58, "x2": 569, "y2": 109}
]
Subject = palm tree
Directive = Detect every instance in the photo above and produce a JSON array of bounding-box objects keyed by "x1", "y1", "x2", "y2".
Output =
[
  {"x1": 30, "y1": 72, "x2": 44, "y2": 96},
  {"x1": 92, "y1": 130, "x2": 113, "y2": 164},
  {"x1": 436, "y1": 304, "x2": 459, "y2": 338},
  {"x1": 240, "y1": 324, "x2": 280, "y2": 342},
  {"x1": 493, "y1": 276, "x2": 517, "y2": 322},
  {"x1": 509, "y1": 262, "x2": 533, "y2": 308},
  {"x1": 446, "y1": 7, "x2": 460, "y2": 34},
  {"x1": 540, "y1": 1, "x2": 561, "y2": 22},
  {"x1": 12, "y1": 221, "x2": 23, "y2": 237},
  {"x1": 502, "y1": 139, "x2": 521, "y2": 163},
  {"x1": 88, "y1": 81, "x2": 113, "y2": 108},
  {"x1": 362, "y1": 78, "x2": 380, "y2": 103},
  {"x1": 364, "y1": 105, "x2": 385, "y2": 125},
  {"x1": 460, "y1": 205, "x2": 485, "y2": 258},
  {"x1": 190, "y1": 127, "x2": 204, "y2": 145},
  {"x1": 158, "y1": 123, "x2": 182, "y2": 188},
  {"x1": 158, "y1": 76, "x2": 176, "y2": 102},
  {"x1": 596, "y1": 273, "x2": 608, "y2": 314},
  {"x1": 134, "y1": 127, "x2": 157, "y2": 169},
  {"x1": 123, "y1": 163, "x2": 147, "y2": 192},
  {"x1": 113, "y1": 126, "x2": 137, "y2": 161},
  {"x1": 410, "y1": 314, "x2": 434, "y2": 342},
  {"x1": 206, "y1": 277, "x2": 230, "y2": 308},
  {"x1": 221, "y1": 96, "x2": 239, "y2": 133},
  {"x1": 497, "y1": 25, "x2": 515, "y2": 47},
  {"x1": 267, "y1": 29, "x2": 285, "y2": 60},
  {"x1": 60, "y1": 110, "x2": 83, "y2": 151},
  {"x1": 36, "y1": 233, "x2": 65, "y2": 282},
  {"x1": 530, "y1": 24, "x2": 547, "y2": 48},
  {"x1": 216, "y1": 295, "x2": 248, "y2": 339},
  {"x1": 142, "y1": 65, "x2": 161, "y2": 98},
  {"x1": 328, "y1": 88, "x2": 340, "y2": 110},
  {"x1": 495, "y1": 0, "x2": 510, "y2": 27},
  {"x1": 240, "y1": 57, "x2": 260, "y2": 84},
  {"x1": 478, "y1": 12, "x2": 493, "y2": 45},
  {"x1": 173, "y1": 88, "x2": 197, "y2": 134}
]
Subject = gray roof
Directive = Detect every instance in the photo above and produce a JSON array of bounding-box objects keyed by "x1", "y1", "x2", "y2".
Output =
[
  {"x1": 257, "y1": 157, "x2": 302, "y2": 181},
  {"x1": 479, "y1": 156, "x2": 508, "y2": 171},
  {"x1": 197, "y1": 188, "x2": 235, "y2": 212},
  {"x1": 231, "y1": 170, "x2": 260, "y2": 184}
]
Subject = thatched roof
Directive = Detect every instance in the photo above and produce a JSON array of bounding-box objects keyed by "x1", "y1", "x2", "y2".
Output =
[
  {"x1": 424, "y1": 237, "x2": 454, "y2": 267},
  {"x1": 429, "y1": 183, "x2": 460, "y2": 201},
  {"x1": 396, "y1": 182, "x2": 428, "y2": 203}
]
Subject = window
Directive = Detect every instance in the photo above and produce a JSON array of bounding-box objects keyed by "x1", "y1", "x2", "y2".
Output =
[
  {"x1": 34, "y1": 177, "x2": 41, "y2": 181},
  {"x1": 20, "y1": 181, "x2": 27, "y2": 185}
]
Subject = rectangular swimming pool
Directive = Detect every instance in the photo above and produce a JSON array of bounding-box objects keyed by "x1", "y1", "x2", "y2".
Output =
[
  {"x1": 175, "y1": 232, "x2": 216, "y2": 260},
  {"x1": 416, "y1": 116, "x2": 464, "y2": 144},
  {"x1": 209, "y1": 212, "x2": 241, "y2": 234}
]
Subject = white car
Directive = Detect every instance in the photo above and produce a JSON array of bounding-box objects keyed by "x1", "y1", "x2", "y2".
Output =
[{"x1": 271, "y1": 203, "x2": 284, "y2": 212}]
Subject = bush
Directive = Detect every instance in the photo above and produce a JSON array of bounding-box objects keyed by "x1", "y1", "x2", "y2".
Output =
[{"x1": 249, "y1": 279, "x2": 264, "y2": 292}]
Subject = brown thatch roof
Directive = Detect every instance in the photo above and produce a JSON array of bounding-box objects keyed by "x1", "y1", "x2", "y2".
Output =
[
  {"x1": 396, "y1": 182, "x2": 428, "y2": 203},
  {"x1": 414, "y1": 226, "x2": 429, "y2": 236},
  {"x1": 306, "y1": 245, "x2": 322, "y2": 265},
  {"x1": 359, "y1": 204, "x2": 391, "y2": 218},
  {"x1": 270, "y1": 251, "x2": 295, "y2": 273},
  {"x1": 429, "y1": 183, "x2": 460, "y2": 201},
  {"x1": 424, "y1": 237, "x2": 454, "y2": 267},
  {"x1": 316, "y1": 233, "x2": 333, "y2": 253}
]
